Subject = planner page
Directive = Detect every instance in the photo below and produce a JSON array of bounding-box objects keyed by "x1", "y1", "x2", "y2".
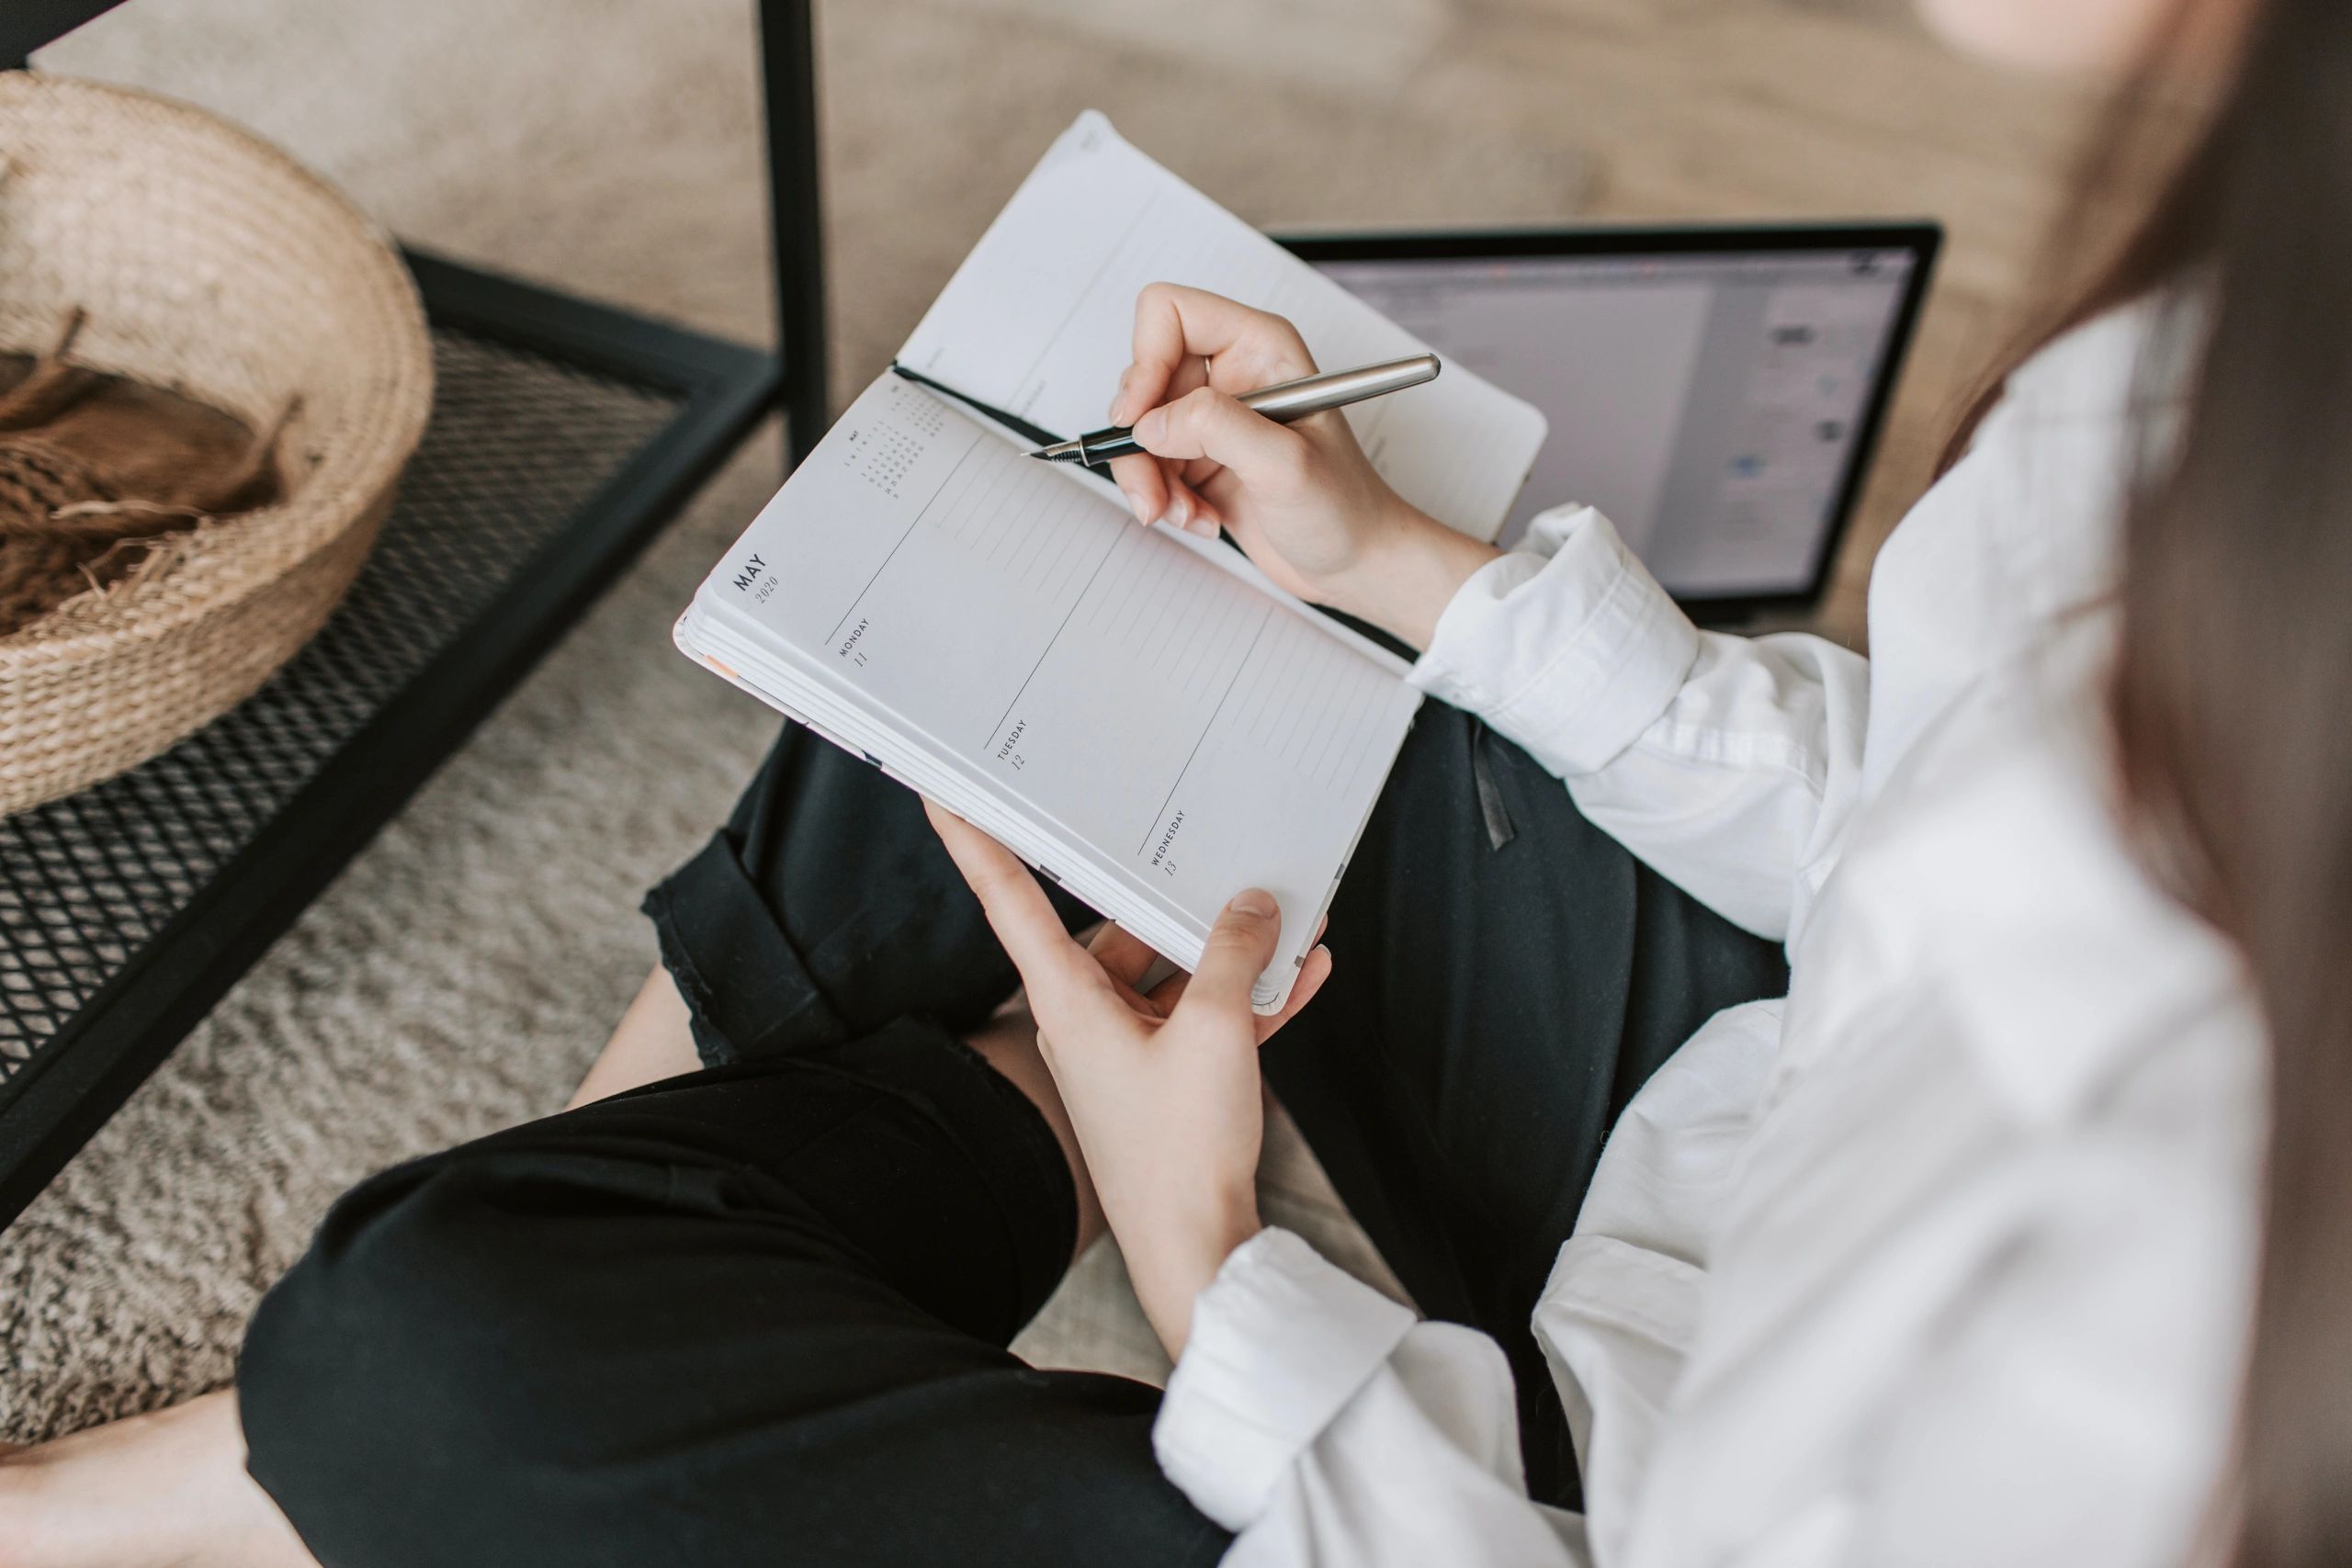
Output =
[
  {"x1": 898, "y1": 111, "x2": 1548, "y2": 543},
  {"x1": 684, "y1": 375, "x2": 1420, "y2": 1007}
]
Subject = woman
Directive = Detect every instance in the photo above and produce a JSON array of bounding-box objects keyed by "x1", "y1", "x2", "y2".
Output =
[{"x1": 4, "y1": 0, "x2": 2342, "y2": 1558}]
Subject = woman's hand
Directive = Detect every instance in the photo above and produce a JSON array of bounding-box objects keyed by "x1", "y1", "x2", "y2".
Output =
[
  {"x1": 1105, "y1": 282, "x2": 1501, "y2": 648},
  {"x1": 925, "y1": 800, "x2": 1332, "y2": 1359}
]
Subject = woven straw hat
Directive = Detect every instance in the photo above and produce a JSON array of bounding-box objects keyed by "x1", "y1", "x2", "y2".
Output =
[{"x1": 0, "y1": 72, "x2": 433, "y2": 816}]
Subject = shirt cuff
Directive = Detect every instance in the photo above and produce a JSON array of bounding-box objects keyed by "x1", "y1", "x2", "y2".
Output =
[
  {"x1": 1408, "y1": 504, "x2": 1701, "y2": 776},
  {"x1": 1152, "y1": 1227, "x2": 1416, "y2": 1531}
]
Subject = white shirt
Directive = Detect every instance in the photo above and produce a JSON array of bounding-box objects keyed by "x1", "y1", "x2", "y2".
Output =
[{"x1": 1150, "y1": 305, "x2": 2263, "y2": 1567}]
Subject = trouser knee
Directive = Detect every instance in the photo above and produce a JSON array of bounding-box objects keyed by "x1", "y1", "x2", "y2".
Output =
[{"x1": 238, "y1": 1150, "x2": 605, "y2": 1551}]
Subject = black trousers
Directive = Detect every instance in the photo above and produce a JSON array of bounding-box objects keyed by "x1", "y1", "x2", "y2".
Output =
[{"x1": 238, "y1": 706, "x2": 1785, "y2": 1567}]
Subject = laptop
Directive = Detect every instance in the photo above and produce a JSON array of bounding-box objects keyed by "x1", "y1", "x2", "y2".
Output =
[{"x1": 1277, "y1": 223, "x2": 1940, "y2": 625}]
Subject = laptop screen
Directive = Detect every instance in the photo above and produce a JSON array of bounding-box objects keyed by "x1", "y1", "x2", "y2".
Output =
[{"x1": 1305, "y1": 240, "x2": 1928, "y2": 604}]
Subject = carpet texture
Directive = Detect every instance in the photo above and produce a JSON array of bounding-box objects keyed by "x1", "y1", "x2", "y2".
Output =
[{"x1": 3, "y1": 0, "x2": 1587, "y2": 1440}]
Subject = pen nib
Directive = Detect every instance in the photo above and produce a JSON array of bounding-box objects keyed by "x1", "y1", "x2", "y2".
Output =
[{"x1": 1030, "y1": 438, "x2": 1084, "y2": 463}]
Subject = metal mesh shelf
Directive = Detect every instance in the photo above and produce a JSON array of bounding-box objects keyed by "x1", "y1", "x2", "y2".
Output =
[{"x1": 0, "y1": 253, "x2": 777, "y2": 1222}]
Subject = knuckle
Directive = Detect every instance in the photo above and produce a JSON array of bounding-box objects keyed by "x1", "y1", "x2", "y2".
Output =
[
  {"x1": 1209, "y1": 917, "x2": 1274, "y2": 955},
  {"x1": 1261, "y1": 313, "x2": 1310, "y2": 359},
  {"x1": 1174, "y1": 386, "x2": 1222, "y2": 432},
  {"x1": 967, "y1": 862, "x2": 1021, "y2": 901}
]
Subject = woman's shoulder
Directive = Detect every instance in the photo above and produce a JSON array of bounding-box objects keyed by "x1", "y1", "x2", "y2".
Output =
[
  {"x1": 1996, "y1": 292, "x2": 2194, "y2": 430},
  {"x1": 1862, "y1": 292, "x2": 2198, "y2": 703}
]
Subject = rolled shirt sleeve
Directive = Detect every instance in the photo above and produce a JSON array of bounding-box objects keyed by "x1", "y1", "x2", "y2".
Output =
[
  {"x1": 1153, "y1": 1228, "x2": 1417, "y2": 1531},
  {"x1": 1408, "y1": 506, "x2": 1701, "y2": 778},
  {"x1": 1408, "y1": 504, "x2": 1869, "y2": 942},
  {"x1": 1155, "y1": 1229, "x2": 1589, "y2": 1568}
]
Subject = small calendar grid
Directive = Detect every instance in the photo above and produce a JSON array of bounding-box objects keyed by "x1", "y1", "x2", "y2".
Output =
[{"x1": 841, "y1": 387, "x2": 946, "y2": 501}]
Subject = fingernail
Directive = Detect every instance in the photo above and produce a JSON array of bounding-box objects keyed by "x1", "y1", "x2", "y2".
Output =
[
  {"x1": 1168, "y1": 492, "x2": 1190, "y2": 527},
  {"x1": 1185, "y1": 517, "x2": 1219, "y2": 539},
  {"x1": 1134, "y1": 408, "x2": 1167, "y2": 446},
  {"x1": 1229, "y1": 888, "x2": 1277, "y2": 919},
  {"x1": 1129, "y1": 491, "x2": 1152, "y2": 525}
]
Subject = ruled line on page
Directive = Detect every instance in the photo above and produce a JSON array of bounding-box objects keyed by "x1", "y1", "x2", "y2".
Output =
[
  {"x1": 1012, "y1": 192, "x2": 1163, "y2": 406},
  {"x1": 1135, "y1": 607, "x2": 1276, "y2": 857},
  {"x1": 823, "y1": 426, "x2": 989, "y2": 647},
  {"x1": 978, "y1": 527, "x2": 1129, "y2": 753}
]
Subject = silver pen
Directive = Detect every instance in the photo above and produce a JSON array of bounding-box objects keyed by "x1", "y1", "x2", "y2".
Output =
[{"x1": 1029, "y1": 353, "x2": 1441, "y2": 465}]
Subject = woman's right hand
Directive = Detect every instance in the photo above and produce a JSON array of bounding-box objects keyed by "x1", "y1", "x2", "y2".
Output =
[{"x1": 1105, "y1": 284, "x2": 1501, "y2": 649}]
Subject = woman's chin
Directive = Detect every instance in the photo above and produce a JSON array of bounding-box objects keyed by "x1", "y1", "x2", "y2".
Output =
[{"x1": 1915, "y1": 0, "x2": 2180, "y2": 77}]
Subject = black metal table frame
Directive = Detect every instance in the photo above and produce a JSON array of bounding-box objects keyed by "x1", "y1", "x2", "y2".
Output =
[{"x1": 0, "y1": 2, "x2": 828, "y2": 1225}]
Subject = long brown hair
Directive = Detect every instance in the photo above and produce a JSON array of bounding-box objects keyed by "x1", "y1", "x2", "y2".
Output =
[{"x1": 1965, "y1": 1, "x2": 2352, "y2": 1562}]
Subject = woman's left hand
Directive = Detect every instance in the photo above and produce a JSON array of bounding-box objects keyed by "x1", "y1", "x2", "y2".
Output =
[{"x1": 925, "y1": 801, "x2": 1332, "y2": 1359}]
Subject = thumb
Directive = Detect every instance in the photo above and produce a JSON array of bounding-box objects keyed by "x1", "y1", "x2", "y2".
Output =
[
  {"x1": 1182, "y1": 887, "x2": 1284, "y2": 1024},
  {"x1": 1134, "y1": 388, "x2": 1307, "y2": 490}
]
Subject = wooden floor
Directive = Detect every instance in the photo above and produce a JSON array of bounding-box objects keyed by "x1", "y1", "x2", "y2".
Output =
[{"x1": 842, "y1": 0, "x2": 2132, "y2": 641}]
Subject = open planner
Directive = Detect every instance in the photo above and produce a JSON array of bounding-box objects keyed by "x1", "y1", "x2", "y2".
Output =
[{"x1": 675, "y1": 112, "x2": 1547, "y2": 1010}]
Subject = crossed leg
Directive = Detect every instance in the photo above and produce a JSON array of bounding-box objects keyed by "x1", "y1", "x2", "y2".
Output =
[
  {"x1": 0, "y1": 705, "x2": 1786, "y2": 1562},
  {"x1": 0, "y1": 960, "x2": 1100, "y2": 1568}
]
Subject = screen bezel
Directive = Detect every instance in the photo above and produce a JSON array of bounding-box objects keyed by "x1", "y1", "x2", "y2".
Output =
[{"x1": 1272, "y1": 220, "x2": 1944, "y2": 625}]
